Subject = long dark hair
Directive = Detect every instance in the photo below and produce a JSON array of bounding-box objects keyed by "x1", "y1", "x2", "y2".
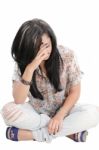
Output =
[{"x1": 11, "y1": 18, "x2": 63, "y2": 100}]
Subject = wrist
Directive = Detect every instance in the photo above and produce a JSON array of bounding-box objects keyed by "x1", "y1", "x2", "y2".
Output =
[
  {"x1": 21, "y1": 65, "x2": 34, "y2": 84},
  {"x1": 20, "y1": 78, "x2": 32, "y2": 86},
  {"x1": 59, "y1": 107, "x2": 69, "y2": 118},
  {"x1": 27, "y1": 64, "x2": 35, "y2": 73}
]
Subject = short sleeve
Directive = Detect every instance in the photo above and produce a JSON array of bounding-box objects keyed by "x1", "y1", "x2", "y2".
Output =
[
  {"x1": 66, "y1": 49, "x2": 82, "y2": 88},
  {"x1": 12, "y1": 63, "x2": 21, "y2": 82}
]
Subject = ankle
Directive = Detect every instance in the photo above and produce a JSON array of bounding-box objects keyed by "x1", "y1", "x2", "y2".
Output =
[{"x1": 18, "y1": 129, "x2": 33, "y2": 141}]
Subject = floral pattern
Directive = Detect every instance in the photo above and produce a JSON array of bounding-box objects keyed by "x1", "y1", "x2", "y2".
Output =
[{"x1": 12, "y1": 45, "x2": 82, "y2": 117}]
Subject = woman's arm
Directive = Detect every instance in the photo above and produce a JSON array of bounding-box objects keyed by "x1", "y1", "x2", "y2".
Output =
[
  {"x1": 48, "y1": 48, "x2": 81, "y2": 134},
  {"x1": 48, "y1": 83, "x2": 81, "y2": 134},
  {"x1": 13, "y1": 65, "x2": 34, "y2": 104},
  {"x1": 57, "y1": 83, "x2": 81, "y2": 118},
  {"x1": 13, "y1": 43, "x2": 50, "y2": 104}
]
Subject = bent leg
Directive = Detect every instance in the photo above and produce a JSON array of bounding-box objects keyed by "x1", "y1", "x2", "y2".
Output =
[
  {"x1": 31, "y1": 104, "x2": 99, "y2": 142},
  {"x1": 2, "y1": 103, "x2": 99, "y2": 142},
  {"x1": 1, "y1": 102, "x2": 50, "y2": 130},
  {"x1": 55, "y1": 104, "x2": 99, "y2": 136}
]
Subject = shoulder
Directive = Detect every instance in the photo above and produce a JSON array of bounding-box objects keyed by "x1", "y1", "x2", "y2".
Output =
[{"x1": 57, "y1": 45, "x2": 75, "y2": 63}]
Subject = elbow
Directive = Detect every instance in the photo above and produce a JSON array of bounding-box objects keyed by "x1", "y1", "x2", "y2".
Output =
[
  {"x1": 14, "y1": 97, "x2": 26, "y2": 104},
  {"x1": 14, "y1": 99, "x2": 25, "y2": 104},
  {"x1": 12, "y1": 92, "x2": 26, "y2": 104},
  {"x1": 12, "y1": 83, "x2": 28, "y2": 104}
]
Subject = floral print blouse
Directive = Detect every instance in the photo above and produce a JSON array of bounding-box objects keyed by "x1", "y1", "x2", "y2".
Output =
[{"x1": 12, "y1": 45, "x2": 82, "y2": 117}]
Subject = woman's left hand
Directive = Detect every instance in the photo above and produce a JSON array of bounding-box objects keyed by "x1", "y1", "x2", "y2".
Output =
[{"x1": 48, "y1": 111, "x2": 64, "y2": 135}]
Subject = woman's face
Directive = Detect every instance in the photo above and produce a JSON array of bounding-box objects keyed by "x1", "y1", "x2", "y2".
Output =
[{"x1": 41, "y1": 34, "x2": 52, "y2": 60}]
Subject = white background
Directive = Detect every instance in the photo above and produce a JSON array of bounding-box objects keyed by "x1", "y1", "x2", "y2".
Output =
[{"x1": 0, "y1": 0, "x2": 99, "y2": 149}]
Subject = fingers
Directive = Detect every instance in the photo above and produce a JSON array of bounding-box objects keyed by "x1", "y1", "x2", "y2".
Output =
[
  {"x1": 48, "y1": 120, "x2": 60, "y2": 135},
  {"x1": 37, "y1": 43, "x2": 49, "y2": 56},
  {"x1": 54, "y1": 124, "x2": 59, "y2": 134},
  {"x1": 40, "y1": 43, "x2": 49, "y2": 49},
  {"x1": 48, "y1": 121, "x2": 56, "y2": 134},
  {"x1": 37, "y1": 43, "x2": 50, "y2": 60},
  {"x1": 48, "y1": 120, "x2": 53, "y2": 134},
  {"x1": 40, "y1": 51, "x2": 49, "y2": 61},
  {"x1": 30, "y1": 43, "x2": 50, "y2": 69}
]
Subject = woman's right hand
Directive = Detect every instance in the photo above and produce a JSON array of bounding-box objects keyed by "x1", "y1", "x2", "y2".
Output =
[
  {"x1": 12, "y1": 44, "x2": 51, "y2": 104},
  {"x1": 28, "y1": 43, "x2": 50, "y2": 71}
]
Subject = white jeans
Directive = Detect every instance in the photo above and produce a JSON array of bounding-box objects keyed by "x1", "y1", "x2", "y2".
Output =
[{"x1": 1, "y1": 102, "x2": 99, "y2": 142}]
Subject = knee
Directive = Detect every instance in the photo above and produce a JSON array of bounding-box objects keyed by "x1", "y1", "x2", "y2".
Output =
[
  {"x1": 96, "y1": 106, "x2": 99, "y2": 111},
  {"x1": 85, "y1": 105, "x2": 99, "y2": 126},
  {"x1": 1, "y1": 102, "x2": 23, "y2": 125}
]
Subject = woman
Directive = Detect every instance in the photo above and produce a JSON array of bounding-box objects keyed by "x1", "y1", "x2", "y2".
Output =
[{"x1": 1, "y1": 18, "x2": 99, "y2": 143}]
